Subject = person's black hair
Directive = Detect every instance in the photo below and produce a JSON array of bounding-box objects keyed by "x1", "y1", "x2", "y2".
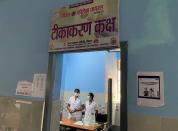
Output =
[
  {"x1": 74, "y1": 88, "x2": 80, "y2": 93},
  {"x1": 89, "y1": 92, "x2": 94, "y2": 100}
]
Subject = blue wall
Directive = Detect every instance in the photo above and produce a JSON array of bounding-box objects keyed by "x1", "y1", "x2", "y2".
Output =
[
  {"x1": 1, "y1": 0, "x2": 178, "y2": 121},
  {"x1": 120, "y1": 0, "x2": 178, "y2": 118},
  {"x1": 0, "y1": 0, "x2": 84, "y2": 96},
  {"x1": 61, "y1": 51, "x2": 107, "y2": 93}
]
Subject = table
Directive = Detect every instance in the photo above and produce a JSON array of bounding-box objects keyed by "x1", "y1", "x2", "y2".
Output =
[{"x1": 60, "y1": 119, "x2": 103, "y2": 131}]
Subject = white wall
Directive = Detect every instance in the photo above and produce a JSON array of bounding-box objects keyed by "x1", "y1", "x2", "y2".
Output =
[{"x1": 105, "y1": 52, "x2": 121, "y2": 126}]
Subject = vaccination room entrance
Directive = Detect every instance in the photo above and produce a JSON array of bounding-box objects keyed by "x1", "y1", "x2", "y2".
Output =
[
  {"x1": 43, "y1": 0, "x2": 127, "y2": 131},
  {"x1": 42, "y1": 42, "x2": 128, "y2": 131}
]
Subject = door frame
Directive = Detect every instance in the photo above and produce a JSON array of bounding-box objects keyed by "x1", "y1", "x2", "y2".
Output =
[
  {"x1": 120, "y1": 41, "x2": 128, "y2": 131},
  {"x1": 42, "y1": 41, "x2": 128, "y2": 131}
]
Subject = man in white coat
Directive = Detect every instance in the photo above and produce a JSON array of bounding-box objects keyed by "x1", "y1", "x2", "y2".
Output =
[{"x1": 67, "y1": 88, "x2": 84, "y2": 121}]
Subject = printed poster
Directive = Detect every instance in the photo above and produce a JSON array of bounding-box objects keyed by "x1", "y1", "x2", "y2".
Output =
[
  {"x1": 137, "y1": 72, "x2": 164, "y2": 107},
  {"x1": 32, "y1": 74, "x2": 47, "y2": 98},
  {"x1": 16, "y1": 81, "x2": 33, "y2": 96}
]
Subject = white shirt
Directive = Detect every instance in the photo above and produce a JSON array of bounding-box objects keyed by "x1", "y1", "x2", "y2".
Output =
[
  {"x1": 84, "y1": 100, "x2": 97, "y2": 124},
  {"x1": 68, "y1": 96, "x2": 83, "y2": 121}
]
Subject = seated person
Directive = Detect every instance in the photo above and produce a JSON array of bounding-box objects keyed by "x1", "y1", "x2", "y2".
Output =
[
  {"x1": 67, "y1": 88, "x2": 85, "y2": 121},
  {"x1": 84, "y1": 92, "x2": 97, "y2": 124}
]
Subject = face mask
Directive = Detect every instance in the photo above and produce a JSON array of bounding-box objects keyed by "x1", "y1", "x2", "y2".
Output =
[
  {"x1": 88, "y1": 96, "x2": 92, "y2": 101},
  {"x1": 87, "y1": 96, "x2": 90, "y2": 99},
  {"x1": 75, "y1": 93, "x2": 79, "y2": 97}
]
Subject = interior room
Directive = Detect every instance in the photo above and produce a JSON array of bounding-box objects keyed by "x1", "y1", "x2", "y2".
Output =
[{"x1": 53, "y1": 50, "x2": 121, "y2": 130}]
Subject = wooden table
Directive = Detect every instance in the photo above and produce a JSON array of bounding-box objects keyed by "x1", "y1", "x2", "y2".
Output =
[{"x1": 60, "y1": 119, "x2": 103, "y2": 131}]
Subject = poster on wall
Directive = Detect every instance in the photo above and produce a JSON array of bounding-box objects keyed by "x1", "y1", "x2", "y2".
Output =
[
  {"x1": 137, "y1": 72, "x2": 164, "y2": 107},
  {"x1": 16, "y1": 81, "x2": 33, "y2": 96},
  {"x1": 48, "y1": 0, "x2": 119, "y2": 52},
  {"x1": 32, "y1": 74, "x2": 47, "y2": 98},
  {"x1": 15, "y1": 74, "x2": 46, "y2": 98}
]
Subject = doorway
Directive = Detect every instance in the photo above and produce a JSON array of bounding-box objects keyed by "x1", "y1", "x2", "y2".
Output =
[{"x1": 42, "y1": 42, "x2": 128, "y2": 131}]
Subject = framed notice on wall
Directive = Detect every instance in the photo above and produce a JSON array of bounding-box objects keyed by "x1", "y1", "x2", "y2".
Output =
[
  {"x1": 138, "y1": 76, "x2": 160, "y2": 99},
  {"x1": 48, "y1": 0, "x2": 119, "y2": 53},
  {"x1": 137, "y1": 72, "x2": 164, "y2": 107}
]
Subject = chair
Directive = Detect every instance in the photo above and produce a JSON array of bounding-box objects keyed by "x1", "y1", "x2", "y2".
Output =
[
  {"x1": 108, "y1": 125, "x2": 120, "y2": 131},
  {"x1": 95, "y1": 113, "x2": 107, "y2": 123},
  {"x1": 95, "y1": 114, "x2": 108, "y2": 130}
]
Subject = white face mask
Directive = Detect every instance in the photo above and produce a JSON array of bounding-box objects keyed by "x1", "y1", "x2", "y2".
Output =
[
  {"x1": 87, "y1": 96, "x2": 90, "y2": 99},
  {"x1": 75, "y1": 93, "x2": 79, "y2": 97},
  {"x1": 88, "y1": 96, "x2": 92, "y2": 101}
]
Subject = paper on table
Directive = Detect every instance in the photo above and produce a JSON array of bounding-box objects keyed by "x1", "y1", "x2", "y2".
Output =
[
  {"x1": 74, "y1": 121, "x2": 90, "y2": 126},
  {"x1": 74, "y1": 121, "x2": 83, "y2": 125}
]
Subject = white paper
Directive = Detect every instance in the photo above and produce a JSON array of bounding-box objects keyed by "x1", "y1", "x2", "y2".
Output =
[
  {"x1": 74, "y1": 121, "x2": 86, "y2": 126},
  {"x1": 32, "y1": 74, "x2": 47, "y2": 98},
  {"x1": 137, "y1": 72, "x2": 164, "y2": 107},
  {"x1": 16, "y1": 81, "x2": 33, "y2": 96}
]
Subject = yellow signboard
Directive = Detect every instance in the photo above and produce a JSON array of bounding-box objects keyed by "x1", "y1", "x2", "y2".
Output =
[{"x1": 49, "y1": 0, "x2": 119, "y2": 52}]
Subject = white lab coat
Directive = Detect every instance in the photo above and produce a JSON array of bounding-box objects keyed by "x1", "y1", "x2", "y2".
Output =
[
  {"x1": 84, "y1": 100, "x2": 97, "y2": 124},
  {"x1": 68, "y1": 96, "x2": 83, "y2": 121}
]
